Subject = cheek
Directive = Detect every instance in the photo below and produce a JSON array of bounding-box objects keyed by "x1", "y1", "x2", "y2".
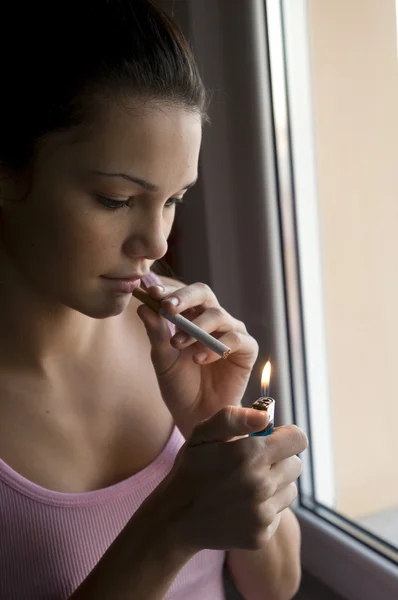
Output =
[
  {"x1": 1, "y1": 193, "x2": 116, "y2": 281},
  {"x1": 163, "y1": 209, "x2": 176, "y2": 239}
]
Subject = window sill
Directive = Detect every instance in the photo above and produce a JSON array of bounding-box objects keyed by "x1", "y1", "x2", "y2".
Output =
[{"x1": 295, "y1": 506, "x2": 398, "y2": 600}]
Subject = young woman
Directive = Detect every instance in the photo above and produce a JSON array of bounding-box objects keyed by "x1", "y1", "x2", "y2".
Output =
[{"x1": 0, "y1": 1, "x2": 308, "y2": 599}]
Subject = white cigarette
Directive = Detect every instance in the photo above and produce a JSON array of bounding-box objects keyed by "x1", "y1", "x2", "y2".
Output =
[
  {"x1": 133, "y1": 287, "x2": 230, "y2": 359},
  {"x1": 159, "y1": 308, "x2": 230, "y2": 358}
]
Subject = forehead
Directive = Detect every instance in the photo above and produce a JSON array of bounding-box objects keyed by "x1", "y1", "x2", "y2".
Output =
[{"x1": 36, "y1": 101, "x2": 202, "y2": 190}]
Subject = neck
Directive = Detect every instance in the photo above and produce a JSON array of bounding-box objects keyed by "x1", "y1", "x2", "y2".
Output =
[{"x1": 0, "y1": 254, "x2": 100, "y2": 371}]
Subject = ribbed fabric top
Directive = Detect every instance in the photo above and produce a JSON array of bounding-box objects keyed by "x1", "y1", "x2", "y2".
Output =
[{"x1": 0, "y1": 273, "x2": 226, "y2": 600}]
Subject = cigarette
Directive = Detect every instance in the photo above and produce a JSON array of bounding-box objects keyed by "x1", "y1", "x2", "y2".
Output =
[
  {"x1": 132, "y1": 287, "x2": 231, "y2": 359},
  {"x1": 249, "y1": 397, "x2": 275, "y2": 437}
]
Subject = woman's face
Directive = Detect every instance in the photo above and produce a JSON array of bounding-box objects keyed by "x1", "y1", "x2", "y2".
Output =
[{"x1": 0, "y1": 101, "x2": 202, "y2": 318}]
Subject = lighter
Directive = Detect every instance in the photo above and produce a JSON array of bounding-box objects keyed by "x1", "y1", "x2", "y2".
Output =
[
  {"x1": 250, "y1": 362, "x2": 275, "y2": 437},
  {"x1": 250, "y1": 396, "x2": 275, "y2": 437}
]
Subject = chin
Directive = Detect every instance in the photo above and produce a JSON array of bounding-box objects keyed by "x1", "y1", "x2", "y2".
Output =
[{"x1": 68, "y1": 293, "x2": 132, "y2": 320}]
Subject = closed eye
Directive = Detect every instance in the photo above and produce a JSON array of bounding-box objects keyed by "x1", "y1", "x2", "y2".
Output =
[
  {"x1": 95, "y1": 195, "x2": 132, "y2": 210},
  {"x1": 165, "y1": 197, "x2": 184, "y2": 208},
  {"x1": 95, "y1": 195, "x2": 185, "y2": 211}
]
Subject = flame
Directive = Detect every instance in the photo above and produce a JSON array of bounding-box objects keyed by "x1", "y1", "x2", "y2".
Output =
[{"x1": 261, "y1": 361, "x2": 271, "y2": 395}]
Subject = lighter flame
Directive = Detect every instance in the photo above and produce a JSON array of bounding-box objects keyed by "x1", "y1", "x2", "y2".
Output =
[{"x1": 261, "y1": 361, "x2": 271, "y2": 394}]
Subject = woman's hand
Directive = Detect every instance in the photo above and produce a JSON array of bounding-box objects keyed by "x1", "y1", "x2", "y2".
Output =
[
  {"x1": 70, "y1": 407, "x2": 307, "y2": 600},
  {"x1": 157, "y1": 405, "x2": 308, "y2": 552},
  {"x1": 136, "y1": 280, "x2": 259, "y2": 437}
]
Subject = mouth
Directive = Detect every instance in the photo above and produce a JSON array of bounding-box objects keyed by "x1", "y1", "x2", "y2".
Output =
[
  {"x1": 101, "y1": 275, "x2": 143, "y2": 294},
  {"x1": 103, "y1": 276, "x2": 141, "y2": 282},
  {"x1": 102, "y1": 271, "x2": 148, "y2": 280}
]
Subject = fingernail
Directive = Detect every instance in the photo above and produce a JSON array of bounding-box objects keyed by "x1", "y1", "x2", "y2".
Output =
[
  {"x1": 165, "y1": 296, "x2": 179, "y2": 306},
  {"x1": 174, "y1": 332, "x2": 189, "y2": 344},
  {"x1": 245, "y1": 409, "x2": 267, "y2": 428},
  {"x1": 153, "y1": 284, "x2": 165, "y2": 292},
  {"x1": 194, "y1": 352, "x2": 207, "y2": 362}
]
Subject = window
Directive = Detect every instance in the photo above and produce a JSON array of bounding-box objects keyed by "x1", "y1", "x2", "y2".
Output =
[
  {"x1": 169, "y1": 0, "x2": 398, "y2": 597},
  {"x1": 266, "y1": 0, "x2": 398, "y2": 595}
]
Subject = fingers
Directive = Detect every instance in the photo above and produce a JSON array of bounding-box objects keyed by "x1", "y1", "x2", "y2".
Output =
[
  {"x1": 136, "y1": 304, "x2": 179, "y2": 375},
  {"x1": 239, "y1": 453, "x2": 301, "y2": 506},
  {"x1": 271, "y1": 455, "x2": 302, "y2": 491},
  {"x1": 146, "y1": 283, "x2": 255, "y2": 364},
  {"x1": 270, "y1": 483, "x2": 298, "y2": 516},
  {"x1": 246, "y1": 484, "x2": 298, "y2": 550},
  {"x1": 191, "y1": 331, "x2": 258, "y2": 365},
  {"x1": 262, "y1": 425, "x2": 308, "y2": 464},
  {"x1": 171, "y1": 306, "x2": 233, "y2": 356},
  {"x1": 179, "y1": 306, "x2": 230, "y2": 335},
  {"x1": 136, "y1": 304, "x2": 170, "y2": 342},
  {"x1": 188, "y1": 406, "x2": 269, "y2": 445},
  {"x1": 147, "y1": 283, "x2": 247, "y2": 335},
  {"x1": 239, "y1": 428, "x2": 306, "y2": 502},
  {"x1": 150, "y1": 282, "x2": 219, "y2": 312},
  {"x1": 173, "y1": 321, "x2": 253, "y2": 366},
  {"x1": 256, "y1": 484, "x2": 298, "y2": 530}
]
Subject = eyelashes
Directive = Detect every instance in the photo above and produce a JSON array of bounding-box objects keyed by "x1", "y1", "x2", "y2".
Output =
[
  {"x1": 95, "y1": 195, "x2": 132, "y2": 209},
  {"x1": 165, "y1": 197, "x2": 185, "y2": 208},
  {"x1": 95, "y1": 195, "x2": 185, "y2": 210}
]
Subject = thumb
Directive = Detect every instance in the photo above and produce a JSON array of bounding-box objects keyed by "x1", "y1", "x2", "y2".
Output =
[
  {"x1": 188, "y1": 405, "x2": 269, "y2": 445},
  {"x1": 137, "y1": 304, "x2": 177, "y2": 373}
]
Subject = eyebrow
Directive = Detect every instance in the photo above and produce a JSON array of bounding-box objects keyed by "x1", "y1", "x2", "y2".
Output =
[{"x1": 90, "y1": 170, "x2": 198, "y2": 193}]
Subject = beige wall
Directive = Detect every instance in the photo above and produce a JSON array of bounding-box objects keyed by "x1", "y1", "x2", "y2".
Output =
[{"x1": 308, "y1": 0, "x2": 398, "y2": 517}]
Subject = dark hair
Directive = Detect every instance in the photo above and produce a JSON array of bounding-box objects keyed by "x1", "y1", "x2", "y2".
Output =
[{"x1": 0, "y1": 0, "x2": 207, "y2": 172}]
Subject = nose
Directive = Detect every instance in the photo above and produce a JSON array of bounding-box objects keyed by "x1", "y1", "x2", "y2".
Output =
[{"x1": 122, "y1": 210, "x2": 168, "y2": 261}]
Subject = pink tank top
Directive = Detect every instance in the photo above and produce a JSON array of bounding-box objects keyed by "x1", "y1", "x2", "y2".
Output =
[{"x1": 0, "y1": 272, "x2": 226, "y2": 600}]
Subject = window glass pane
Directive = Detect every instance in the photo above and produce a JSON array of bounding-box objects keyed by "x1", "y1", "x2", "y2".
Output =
[{"x1": 278, "y1": 0, "x2": 398, "y2": 553}]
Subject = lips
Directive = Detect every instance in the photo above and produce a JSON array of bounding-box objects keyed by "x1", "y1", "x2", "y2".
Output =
[
  {"x1": 107, "y1": 276, "x2": 141, "y2": 281},
  {"x1": 103, "y1": 273, "x2": 147, "y2": 281},
  {"x1": 101, "y1": 275, "x2": 143, "y2": 294}
]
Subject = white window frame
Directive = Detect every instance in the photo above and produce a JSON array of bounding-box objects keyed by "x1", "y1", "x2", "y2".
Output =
[{"x1": 273, "y1": 0, "x2": 335, "y2": 509}]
